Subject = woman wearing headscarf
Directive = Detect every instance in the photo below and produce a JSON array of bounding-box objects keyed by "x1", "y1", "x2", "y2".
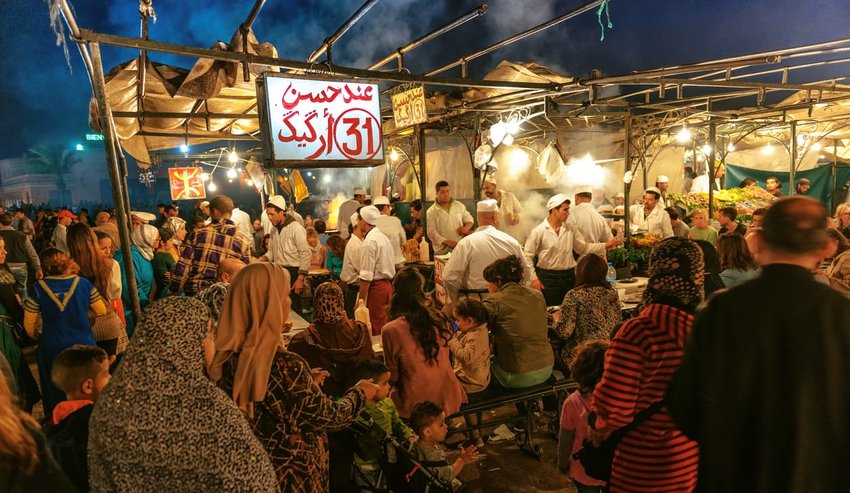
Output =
[
  {"x1": 209, "y1": 263, "x2": 378, "y2": 493},
  {"x1": 288, "y1": 281, "x2": 374, "y2": 397},
  {"x1": 114, "y1": 224, "x2": 157, "y2": 335},
  {"x1": 590, "y1": 237, "x2": 701, "y2": 492},
  {"x1": 550, "y1": 253, "x2": 622, "y2": 373},
  {"x1": 88, "y1": 296, "x2": 277, "y2": 492},
  {"x1": 162, "y1": 216, "x2": 187, "y2": 260}
]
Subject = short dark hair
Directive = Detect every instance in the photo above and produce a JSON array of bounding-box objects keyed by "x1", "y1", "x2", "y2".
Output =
[
  {"x1": 51, "y1": 345, "x2": 107, "y2": 393},
  {"x1": 41, "y1": 248, "x2": 72, "y2": 276},
  {"x1": 761, "y1": 196, "x2": 828, "y2": 254},
  {"x1": 665, "y1": 207, "x2": 680, "y2": 221},
  {"x1": 752, "y1": 207, "x2": 767, "y2": 217},
  {"x1": 157, "y1": 203, "x2": 166, "y2": 208},
  {"x1": 644, "y1": 190, "x2": 660, "y2": 200},
  {"x1": 739, "y1": 178, "x2": 756, "y2": 188},
  {"x1": 209, "y1": 195, "x2": 234, "y2": 215},
  {"x1": 410, "y1": 199, "x2": 423, "y2": 212},
  {"x1": 453, "y1": 298, "x2": 488, "y2": 325},
  {"x1": 0, "y1": 214, "x2": 11, "y2": 226},
  {"x1": 353, "y1": 359, "x2": 389, "y2": 382},
  {"x1": 719, "y1": 207, "x2": 737, "y2": 221},
  {"x1": 94, "y1": 231, "x2": 110, "y2": 242},
  {"x1": 435, "y1": 180, "x2": 449, "y2": 191},
  {"x1": 569, "y1": 340, "x2": 608, "y2": 394},
  {"x1": 314, "y1": 219, "x2": 326, "y2": 234},
  {"x1": 409, "y1": 401, "x2": 444, "y2": 436},
  {"x1": 483, "y1": 255, "x2": 524, "y2": 286},
  {"x1": 164, "y1": 205, "x2": 177, "y2": 214},
  {"x1": 766, "y1": 176, "x2": 782, "y2": 185}
]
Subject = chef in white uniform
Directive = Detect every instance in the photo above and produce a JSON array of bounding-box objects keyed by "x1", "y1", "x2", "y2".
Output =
[
  {"x1": 372, "y1": 195, "x2": 406, "y2": 266},
  {"x1": 629, "y1": 187, "x2": 674, "y2": 239}
]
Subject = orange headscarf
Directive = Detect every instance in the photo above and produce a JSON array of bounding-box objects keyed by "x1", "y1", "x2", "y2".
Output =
[{"x1": 208, "y1": 263, "x2": 290, "y2": 417}]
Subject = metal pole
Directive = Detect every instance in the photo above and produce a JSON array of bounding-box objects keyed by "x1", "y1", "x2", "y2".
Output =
[
  {"x1": 90, "y1": 42, "x2": 142, "y2": 321},
  {"x1": 708, "y1": 120, "x2": 716, "y2": 220},
  {"x1": 367, "y1": 4, "x2": 488, "y2": 70},
  {"x1": 831, "y1": 139, "x2": 838, "y2": 211},
  {"x1": 418, "y1": 125, "x2": 429, "y2": 256},
  {"x1": 624, "y1": 114, "x2": 632, "y2": 245},
  {"x1": 789, "y1": 121, "x2": 797, "y2": 193},
  {"x1": 306, "y1": 0, "x2": 381, "y2": 64}
]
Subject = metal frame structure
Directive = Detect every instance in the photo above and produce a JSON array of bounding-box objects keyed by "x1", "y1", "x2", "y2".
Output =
[{"x1": 51, "y1": 0, "x2": 850, "y2": 309}]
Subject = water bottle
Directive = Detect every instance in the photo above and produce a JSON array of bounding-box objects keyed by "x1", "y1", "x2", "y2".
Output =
[
  {"x1": 419, "y1": 237, "x2": 430, "y2": 262},
  {"x1": 606, "y1": 262, "x2": 617, "y2": 283}
]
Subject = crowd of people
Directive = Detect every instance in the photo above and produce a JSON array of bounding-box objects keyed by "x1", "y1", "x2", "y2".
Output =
[{"x1": 1, "y1": 184, "x2": 849, "y2": 492}]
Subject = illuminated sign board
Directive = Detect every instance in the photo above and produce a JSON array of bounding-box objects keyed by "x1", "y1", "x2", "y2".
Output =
[
  {"x1": 258, "y1": 73, "x2": 384, "y2": 168},
  {"x1": 168, "y1": 167, "x2": 206, "y2": 201},
  {"x1": 391, "y1": 85, "x2": 427, "y2": 128},
  {"x1": 85, "y1": 133, "x2": 104, "y2": 141}
]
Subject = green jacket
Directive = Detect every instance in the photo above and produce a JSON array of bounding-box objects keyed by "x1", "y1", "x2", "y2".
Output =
[
  {"x1": 354, "y1": 397, "x2": 414, "y2": 463},
  {"x1": 484, "y1": 282, "x2": 554, "y2": 374}
]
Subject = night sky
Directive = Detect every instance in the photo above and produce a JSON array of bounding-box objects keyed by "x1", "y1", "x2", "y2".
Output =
[{"x1": 1, "y1": 0, "x2": 849, "y2": 159}]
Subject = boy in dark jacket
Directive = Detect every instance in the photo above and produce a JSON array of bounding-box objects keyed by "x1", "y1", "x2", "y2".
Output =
[{"x1": 46, "y1": 345, "x2": 111, "y2": 492}]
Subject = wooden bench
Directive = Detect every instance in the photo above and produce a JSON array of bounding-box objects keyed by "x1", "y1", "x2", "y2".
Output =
[{"x1": 446, "y1": 371, "x2": 577, "y2": 458}]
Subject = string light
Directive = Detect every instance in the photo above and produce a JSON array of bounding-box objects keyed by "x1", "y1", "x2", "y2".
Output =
[
  {"x1": 726, "y1": 143, "x2": 736, "y2": 152},
  {"x1": 228, "y1": 149, "x2": 239, "y2": 164},
  {"x1": 762, "y1": 144, "x2": 775, "y2": 155},
  {"x1": 676, "y1": 127, "x2": 692, "y2": 143},
  {"x1": 200, "y1": 172, "x2": 209, "y2": 182},
  {"x1": 812, "y1": 142, "x2": 822, "y2": 151},
  {"x1": 227, "y1": 168, "x2": 238, "y2": 179},
  {"x1": 207, "y1": 182, "x2": 218, "y2": 192},
  {"x1": 389, "y1": 148, "x2": 400, "y2": 162},
  {"x1": 701, "y1": 144, "x2": 712, "y2": 154},
  {"x1": 179, "y1": 144, "x2": 189, "y2": 153}
]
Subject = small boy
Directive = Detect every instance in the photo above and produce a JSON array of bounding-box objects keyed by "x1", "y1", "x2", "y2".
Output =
[
  {"x1": 409, "y1": 401, "x2": 479, "y2": 492},
  {"x1": 353, "y1": 360, "x2": 415, "y2": 487},
  {"x1": 448, "y1": 299, "x2": 491, "y2": 447},
  {"x1": 46, "y1": 344, "x2": 111, "y2": 492}
]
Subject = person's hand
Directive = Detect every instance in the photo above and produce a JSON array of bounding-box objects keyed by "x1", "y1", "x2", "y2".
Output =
[
  {"x1": 443, "y1": 239, "x2": 458, "y2": 249},
  {"x1": 281, "y1": 320, "x2": 293, "y2": 334},
  {"x1": 353, "y1": 379, "x2": 381, "y2": 402},
  {"x1": 531, "y1": 279, "x2": 544, "y2": 291},
  {"x1": 688, "y1": 232, "x2": 696, "y2": 240},
  {"x1": 560, "y1": 472, "x2": 573, "y2": 488},
  {"x1": 293, "y1": 275, "x2": 305, "y2": 294},
  {"x1": 458, "y1": 225, "x2": 473, "y2": 236},
  {"x1": 407, "y1": 435, "x2": 418, "y2": 444},
  {"x1": 588, "y1": 427, "x2": 610, "y2": 447},
  {"x1": 458, "y1": 444, "x2": 479, "y2": 463},
  {"x1": 35, "y1": 270, "x2": 44, "y2": 280},
  {"x1": 605, "y1": 237, "x2": 622, "y2": 249},
  {"x1": 507, "y1": 212, "x2": 517, "y2": 225},
  {"x1": 550, "y1": 309, "x2": 561, "y2": 322},
  {"x1": 311, "y1": 368, "x2": 330, "y2": 387}
]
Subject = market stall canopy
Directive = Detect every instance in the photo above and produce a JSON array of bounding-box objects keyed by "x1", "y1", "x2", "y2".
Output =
[{"x1": 88, "y1": 28, "x2": 278, "y2": 168}]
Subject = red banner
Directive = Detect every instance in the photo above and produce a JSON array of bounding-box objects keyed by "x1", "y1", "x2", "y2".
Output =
[{"x1": 168, "y1": 167, "x2": 206, "y2": 201}]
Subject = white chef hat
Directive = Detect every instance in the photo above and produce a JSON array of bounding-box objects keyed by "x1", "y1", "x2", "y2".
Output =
[
  {"x1": 483, "y1": 175, "x2": 497, "y2": 185},
  {"x1": 656, "y1": 175, "x2": 670, "y2": 183},
  {"x1": 130, "y1": 211, "x2": 157, "y2": 223},
  {"x1": 372, "y1": 196, "x2": 390, "y2": 206},
  {"x1": 476, "y1": 199, "x2": 499, "y2": 213},
  {"x1": 547, "y1": 193, "x2": 570, "y2": 211},
  {"x1": 575, "y1": 185, "x2": 593, "y2": 196},
  {"x1": 353, "y1": 188, "x2": 367, "y2": 196},
  {"x1": 267, "y1": 195, "x2": 286, "y2": 211},
  {"x1": 360, "y1": 205, "x2": 381, "y2": 226},
  {"x1": 350, "y1": 211, "x2": 360, "y2": 227}
]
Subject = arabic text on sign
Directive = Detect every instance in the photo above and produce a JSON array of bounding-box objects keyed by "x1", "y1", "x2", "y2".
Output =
[{"x1": 391, "y1": 86, "x2": 427, "y2": 128}]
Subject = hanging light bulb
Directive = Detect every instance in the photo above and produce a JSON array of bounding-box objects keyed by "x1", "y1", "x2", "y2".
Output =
[
  {"x1": 227, "y1": 167, "x2": 238, "y2": 179},
  {"x1": 207, "y1": 182, "x2": 218, "y2": 192},
  {"x1": 200, "y1": 172, "x2": 210, "y2": 182},
  {"x1": 489, "y1": 121, "x2": 507, "y2": 145},
  {"x1": 812, "y1": 142, "x2": 822, "y2": 151},
  {"x1": 676, "y1": 127, "x2": 692, "y2": 143},
  {"x1": 726, "y1": 142, "x2": 736, "y2": 152},
  {"x1": 502, "y1": 134, "x2": 514, "y2": 146},
  {"x1": 762, "y1": 144, "x2": 775, "y2": 155},
  {"x1": 701, "y1": 144, "x2": 713, "y2": 154},
  {"x1": 229, "y1": 149, "x2": 239, "y2": 164},
  {"x1": 389, "y1": 148, "x2": 400, "y2": 162}
]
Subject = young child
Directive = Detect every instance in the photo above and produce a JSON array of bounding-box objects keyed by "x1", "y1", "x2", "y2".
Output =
[
  {"x1": 409, "y1": 401, "x2": 479, "y2": 492},
  {"x1": 688, "y1": 209, "x2": 718, "y2": 245},
  {"x1": 448, "y1": 299, "x2": 491, "y2": 447},
  {"x1": 46, "y1": 344, "x2": 111, "y2": 492},
  {"x1": 353, "y1": 359, "x2": 415, "y2": 487},
  {"x1": 558, "y1": 340, "x2": 609, "y2": 493},
  {"x1": 306, "y1": 226, "x2": 326, "y2": 270}
]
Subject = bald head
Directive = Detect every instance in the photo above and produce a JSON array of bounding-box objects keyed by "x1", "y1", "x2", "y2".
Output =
[
  {"x1": 477, "y1": 211, "x2": 499, "y2": 227},
  {"x1": 209, "y1": 195, "x2": 234, "y2": 220},
  {"x1": 761, "y1": 197, "x2": 828, "y2": 255},
  {"x1": 217, "y1": 258, "x2": 246, "y2": 283}
]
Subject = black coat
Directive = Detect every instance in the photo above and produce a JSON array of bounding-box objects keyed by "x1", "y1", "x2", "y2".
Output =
[
  {"x1": 669, "y1": 264, "x2": 850, "y2": 493},
  {"x1": 46, "y1": 404, "x2": 94, "y2": 493}
]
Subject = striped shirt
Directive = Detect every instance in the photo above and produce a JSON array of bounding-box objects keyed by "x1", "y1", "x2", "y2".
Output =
[
  {"x1": 168, "y1": 219, "x2": 250, "y2": 296},
  {"x1": 592, "y1": 304, "x2": 699, "y2": 493}
]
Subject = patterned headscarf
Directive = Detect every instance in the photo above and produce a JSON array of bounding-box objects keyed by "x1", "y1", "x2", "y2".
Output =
[
  {"x1": 638, "y1": 237, "x2": 705, "y2": 313},
  {"x1": 131, "y1": 224, "x2": 159, "y2": 261},
  {"x1": 164, "y1": 216, "x2": 187, "y2": 245},
  {"x1": 312, "y1": 282, "x2": 347, "y2": 325},
  {"x1": 196, "y1": 282, "x2": 230, "y2": 325},
  {"x1": 88, "y1": 297, "x2": 277, "y2": 491},
  {"x1": 208, "y1": 263, "x2": 290, "y2": 418}
]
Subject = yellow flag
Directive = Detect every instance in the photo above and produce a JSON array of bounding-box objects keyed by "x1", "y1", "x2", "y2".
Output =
[{"x1": 291, "y1": 170, "x2": 310, "y2": 203}]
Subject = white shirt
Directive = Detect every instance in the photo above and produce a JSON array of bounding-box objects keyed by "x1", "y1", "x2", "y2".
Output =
[
  {"x1": 426, "y1": 200, "x2": 473, "y2": 255},
  {"x1": 337, "y1": 199, "x2": 361, "y2": 239},
  {"x1": 52, "y1": 224, "x2": 69, "y2": 253},
  {"x1": 691, "y1": 175, "x2": 723, "y2": 194},
  {"x1": 359, "y1": 227, "x2": 396, "y2": 282},
  {"x1": 630, "y1": 204, "x2": 674, "y2": 238},
  {"x1": 442, "y1": 225, "x2": 531, "y2": 297},
  {"x1": 495, "y1": 190, "x2": 523, "y2": 240},
  {"x1": 524, "y1": 220, "x2": 606, "y2": 280},
  {"x1": 568, "y1": 202, "x2": 613, "y2": 244},
  {"x1": 231, "y1": 208, "x2": 253, "y2": 247},
  {"x1": 375, "y1": 214, "x2": 406, "y2": 265},
  {"x1": 340, "y1": 234, "x2": 363, "y2": 285},
  {"x1": 265, "y1": 219, "x2": 311, "y2": 273}
]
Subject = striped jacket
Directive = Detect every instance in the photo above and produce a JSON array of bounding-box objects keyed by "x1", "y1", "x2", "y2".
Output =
[{"x1": 592, "y1": 303, "x2": 699, "y2": 493}]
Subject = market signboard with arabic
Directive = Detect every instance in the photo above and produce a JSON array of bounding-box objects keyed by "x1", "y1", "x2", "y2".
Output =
[
  {"x1": 168, "y1": 167, "x2": 206, "y2": 201},
  {"x1": 259, "y1": 74, "x2": 384, "y2": 167},
  {"x1": 391, "y1": 85, "x2": 427, "y2": 128}
]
